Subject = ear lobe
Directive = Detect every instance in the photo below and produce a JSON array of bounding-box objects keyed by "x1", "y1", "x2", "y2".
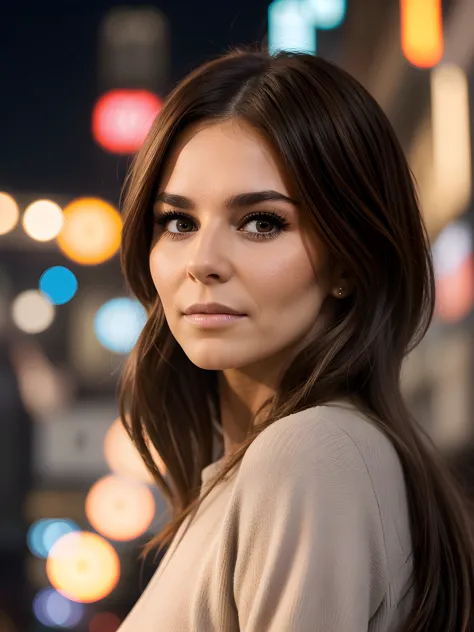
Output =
[{"x1": 331, "y1": 265, "x2": 355, "y2": 298}]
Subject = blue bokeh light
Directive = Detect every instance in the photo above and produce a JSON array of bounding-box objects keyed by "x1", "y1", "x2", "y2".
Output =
[
  {"x1": 268, "y1": 0, "x2": 346, "y2": 55},
  {"x1": 39, "y1": 266, "x2": 78, "y2": 305},
  {"x1": 94, "y1": 297, "x2": 147, "y2": 354},
  {"x1": 306, "y1": 0, "x2": 346, "y2": 30},
  {"x1": 268, "y1": 0, "x2": 317, "y2": 54},
  {"x1": 33, "y1": 588, "x2": 84, "y2": 628},
  {"x1": 27, "y1": 518, "x2": 79, "y2": 559}
]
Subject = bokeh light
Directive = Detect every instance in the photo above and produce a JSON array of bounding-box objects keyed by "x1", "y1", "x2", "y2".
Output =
[
  {"x1": 268, "y1": 0, "x2": 346, "y2": 55},
  {"x1": 0, "y1": 192, "x2": 19, "y2": 235},
  {"x1": 433, "y1": 220, "x2": 474, "y2": 323},
  {"x1": 85, "y1": 474, "x2": 155, "y2": 541},
  {"x1": 432, "y1": 220, "x2": 472, "y2": 278},
  {"x1": 22, "y1": 199, "x2": 64, "y2": 241},
  {"x1": 400, "y1": 0, "x2": 443, "y2": 68},
  {"x1": 10, "y1": 338, "x2": 73, "y2": 415},
  {"x1": 104, "y1": 417, "x2": 166, "y2": 484},
  {"x1": 436, "y1": 255, "x2": 474, "y2": 323},
  {"x1": 27, "y1": 518, "x2": 80, "y2": 559},
  {"x1": 94, "y1": 297, "x2": 147, "y2": 354},
  {"x1": 92, "y1": 89, "x2": 161, "y2": 154},
  {"x1": 89, "y1": 611, "x2": 121, "y2": 632},
  {"x1": 268, "y1": 0, "x2": 317, "y2": 54},
  {"x1": 430, "y1": 63, "x2": 471, "y2": 228},
  {"x1": 57, "y1": 197, "x2": 122, "y2": 265},
  {"x1": 33, "y1": 588, "x2": 84, "y2": 628},
  {"x1": 46, "y1": 531, "x2": 120, "y2": 603},
  {"x1": 306, "y1": 0, "x2": 346, "y2": 29},
  {"x1": 0, "y1": 611, "x2": 15, "y2": 632},
  {"x1": 39, "y1": 266, "x2": 78, "y2": 305},
  {"x1": 12, "y1": 290, "x2": 55, "y2": 333}
]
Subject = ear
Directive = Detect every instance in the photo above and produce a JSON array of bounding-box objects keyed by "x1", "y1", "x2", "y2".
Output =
[{"x1": 329, "y1": 264, "x2": 355, "y2": 299}]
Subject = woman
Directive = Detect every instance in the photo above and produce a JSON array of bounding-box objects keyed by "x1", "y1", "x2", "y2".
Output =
[{"x1": 118, "y1": 46, "x2": 474, "y2": 631}]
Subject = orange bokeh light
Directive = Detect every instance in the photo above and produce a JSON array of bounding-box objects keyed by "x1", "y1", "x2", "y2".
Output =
[
  {"x1": 104, "y1": 417, "x2": 166, "y2": 484},
  {"x1": 85, "y1": 475, "x2": 155, "y2": 541},
  {"x1": 400, "y1": 0, "x2": 444, "y2": 68},
  {"x1": 46, "y1": 531, "x2": 120, "y2": 603},
  {"x1": 57, "y1": 197, "x2": 122, "y2": 265},
  {"x1": 92, "y1": 89, "x2": 161, "y2": 154}
]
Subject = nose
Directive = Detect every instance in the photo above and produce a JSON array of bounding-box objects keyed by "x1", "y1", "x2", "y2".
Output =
[{"x1": 186, "y1": 220, "x2": 233, "y2": 283}]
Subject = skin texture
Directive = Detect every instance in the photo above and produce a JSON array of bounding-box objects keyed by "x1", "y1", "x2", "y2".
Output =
[{"x1": 150, "y1": 118, "x2": 346, "y2": 455}]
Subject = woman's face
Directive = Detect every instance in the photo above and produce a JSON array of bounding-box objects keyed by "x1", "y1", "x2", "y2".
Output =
[{"x1": 150, "y1": 118, "x2": 338, "y2": 373}]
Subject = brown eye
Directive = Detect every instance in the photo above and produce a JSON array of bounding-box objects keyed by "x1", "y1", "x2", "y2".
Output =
[
  {"x1": 244, "y1": 218, "x2": 274, "y2": 234},
  {"x1": 154, "y1": 211, "x2": 197, "y2": 235},
  {"x1": 170, "y1": 218, "x2": 194, "y2": 233},
  {"x1": 153, "y1": 209, "x2": 290, "y2": 242},
  {"x1": 240, "y1": 211, "x2": 290, "y2": 240}
]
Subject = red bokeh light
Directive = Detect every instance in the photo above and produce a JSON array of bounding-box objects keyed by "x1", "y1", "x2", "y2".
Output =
[
  {"x1": 92, "y1": 89, "x2": 162, "y2": 154},
  {"x1": 435, "y1": 255, "x2": 474, "y2": 323},
  {"x1": 89, "y1": 611, "x2": 121, "y2": 632}
]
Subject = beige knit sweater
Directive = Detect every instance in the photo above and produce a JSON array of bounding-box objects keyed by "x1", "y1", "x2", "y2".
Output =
[{"x1": 118, "y1": 402, "x2": 415, "y2": 631}]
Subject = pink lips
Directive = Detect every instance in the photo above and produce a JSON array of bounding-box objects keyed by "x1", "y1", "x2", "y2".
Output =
[
  {"x1": 183, "y1": 302, "x2": 245, "y2": 316},
  {"x1": 183, "y1": 302, "x2": 247, "y2": 328},
  {"x1": 183, "y1": 313, "x2": 246, "y2": 328}
]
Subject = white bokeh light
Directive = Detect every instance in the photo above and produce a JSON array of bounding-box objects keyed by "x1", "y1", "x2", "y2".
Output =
[
  {"x1": 23, "y1": 199, "x2": 64, "y2": 242},
  {"x1": 12, "y1": 290, "x2": 55, "y2": 333},
  {"x1": 0, "y1": 192, "x2": 19, "y2": 235},
  {"x1": 432, "y1": 220, "x2": 472, "y2": 279}
]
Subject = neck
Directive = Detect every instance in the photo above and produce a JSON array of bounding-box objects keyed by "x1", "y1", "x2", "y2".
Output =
[
  {"x1": 217, "y1": 361, "x2": 283, "y2": 458},
  {"x1": 215, "y1": 331, "x2": 322, "y2": 458}
]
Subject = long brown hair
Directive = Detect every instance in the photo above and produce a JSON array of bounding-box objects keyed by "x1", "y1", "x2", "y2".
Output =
[{"x1": 119, "y1": 45, "x2": 474, "y2": 630}]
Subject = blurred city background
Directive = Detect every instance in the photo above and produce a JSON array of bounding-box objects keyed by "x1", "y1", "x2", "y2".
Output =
[{"x1": 1, "y1": 0, "x2": 474, "y2": 630}]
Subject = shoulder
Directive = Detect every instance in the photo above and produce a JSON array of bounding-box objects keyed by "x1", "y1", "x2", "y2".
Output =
[
  {"x1": 229, "y1": 402, "x2": 413, "y2": 614},
  {"x1": 240, "y1": 401, "x2": 403, "y2": 483},
  {"x1": 234, "y1": 401, "x2": 412, "y2": 557}
]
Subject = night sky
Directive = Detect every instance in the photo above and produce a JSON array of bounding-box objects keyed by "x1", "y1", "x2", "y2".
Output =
[{"x1": 0, "y1": 0, "x2": 270, "y2": 204}]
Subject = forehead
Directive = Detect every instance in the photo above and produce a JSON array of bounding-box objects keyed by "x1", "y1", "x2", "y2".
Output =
[{"x1": 158, "y1": 118, "x2": 296, "y2": 198}]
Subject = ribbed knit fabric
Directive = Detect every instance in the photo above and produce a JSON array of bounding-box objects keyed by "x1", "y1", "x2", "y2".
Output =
[{"x1": 118, "y1": 402, "x2": 415, "y2": 631}]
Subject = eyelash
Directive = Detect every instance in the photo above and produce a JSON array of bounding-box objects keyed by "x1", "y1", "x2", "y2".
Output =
[{"x1": 153, "y1": 210, "x2": 290, "y2": 241}]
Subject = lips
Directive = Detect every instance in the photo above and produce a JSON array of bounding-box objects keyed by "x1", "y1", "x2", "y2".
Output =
[
  {"x1": 183, "y1": 312, "x2": 246, "y2": 328},
  {"x1": 183, "y1": 302, "x2": 245, "y2": 316}
]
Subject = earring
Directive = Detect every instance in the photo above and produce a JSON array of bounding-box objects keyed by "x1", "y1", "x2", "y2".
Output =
[{"x1": 337, "y1": 287, "x2": 344, "y2": 297}]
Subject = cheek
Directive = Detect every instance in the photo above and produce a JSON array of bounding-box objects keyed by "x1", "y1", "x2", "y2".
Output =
[
  {"x1": 149, "y1": 246, "x2": 179, "y2": 297},
  {"x1": 148, "y1": 248, "x2": 162, "y2": 295},
  {"x1": 250, "y1": 246, "x2": 325, "y2": 311},
  {"x1": 148, "y1": 248, "x2": 181, "y2": 323},
  {"x1": 250, "y1": 249, "x2": 329, "y2": 346}
]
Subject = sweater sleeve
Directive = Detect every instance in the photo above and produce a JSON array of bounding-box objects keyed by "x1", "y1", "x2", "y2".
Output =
[{"x1": 231, "y1": 417, "x2": 390, "y2": 632}]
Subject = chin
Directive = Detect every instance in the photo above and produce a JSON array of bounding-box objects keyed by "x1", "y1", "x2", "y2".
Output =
[
  {"x1": 185, "y1": 353, "x2": 242, "y2": 371},
  {"x1": 180, "y1": 343, "x2": 255, "y2": 371},
  {"x1": 190, "y1": 359, "x2": 233, "y2": 371}
]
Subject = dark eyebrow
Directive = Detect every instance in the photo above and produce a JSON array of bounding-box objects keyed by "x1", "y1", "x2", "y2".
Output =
[{"x1": 154, "y1": 190, "x2": 300, "y2": 210}]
